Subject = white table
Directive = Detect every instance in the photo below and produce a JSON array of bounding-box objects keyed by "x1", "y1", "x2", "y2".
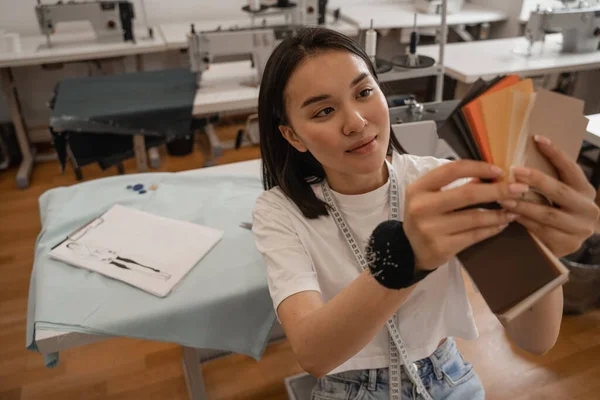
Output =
[
  {"x1": 189, "y1": 60, "x2": 260, "y2": 163},
  {"x1": 339, "y1": 0, "x2": 507, "y2": 30},
  {"x1": 193, "y1": 60, "x2": 259, "y2": 117},
  {"x1": 159, "y1": 15, "x2": 360, "y2": 51},
  {"x1": 0, "y1": 28, "x2": 167, "y2": 189},
  {"x1": 34, "y1": 158, "x2": 263, "y2": 400},
  {"x1": 417, "y1": 33, "x2": 600, "y2": 84},
  {"x1": 0, "y1": 29, "x2": 164, "y2": 68}
]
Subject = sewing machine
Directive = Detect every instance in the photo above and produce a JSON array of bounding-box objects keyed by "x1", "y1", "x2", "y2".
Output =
[
  {"x1": 187, "y1": 25, "x2": 298, "y2": 87},
  {"x1": 35, "y1": 0, "x2": 136, "y2": 48},
  {"x1": 243, "y1": 0, "x2": 322, "y2": 26},
  {"x1": 525, "y1": 2, "x2": 600, "y2": 54},
  {"x1": 187, "y1": 25, "x2": 297, "y2": 161}
]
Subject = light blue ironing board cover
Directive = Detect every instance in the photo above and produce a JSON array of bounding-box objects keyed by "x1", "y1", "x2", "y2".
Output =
[{"x1": 26, "y1": 165, "x2": 276, "y2": 367}]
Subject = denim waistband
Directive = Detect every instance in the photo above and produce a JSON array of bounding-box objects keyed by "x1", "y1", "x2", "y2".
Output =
[{"x1": 326, "y1": 337, "x2": 457, "y2": 386}]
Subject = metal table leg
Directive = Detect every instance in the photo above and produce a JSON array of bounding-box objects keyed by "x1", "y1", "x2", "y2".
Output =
[
  {"x1": 452, "y1": 25, "x2": 474, "y2": 42},
  {"x1": 148, "y1": 147, "x2": 160, "y2": 169},
  {"x1": 15, "y1": 146, "x2": 35, "y2": 189},
  {"x1": 198, "y1": 131, "x2": 216, "y2": 168},
  {"x1": 1, "y1": 67, "x2": 34, "y2": 189},
  {"x1": 181, "y1": 346, "x2": 209, "y2": 400},
  {"x1": 205, "y1": 123, "x2": 223, "y2": 158},
  {"x1": 133, "y1": 135, "x2": 148, "y2": 172},
  {"x1": 66, "y1": 144, "x2": 83, "y2": 181}
]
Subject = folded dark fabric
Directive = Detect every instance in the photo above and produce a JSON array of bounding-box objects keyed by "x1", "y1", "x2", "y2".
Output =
[{"x1": 49, "y1": 68, "x2": 198, "y2": 170}]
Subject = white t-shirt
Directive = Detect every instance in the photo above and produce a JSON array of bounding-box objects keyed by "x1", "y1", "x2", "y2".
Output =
[{"x1": 252, "y1": 152, "x2": 479, "y2": 375}]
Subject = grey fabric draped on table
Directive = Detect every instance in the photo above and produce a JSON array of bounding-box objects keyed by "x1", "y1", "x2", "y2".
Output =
[{"x1": 49, "y1": 68, "x2": 197, "y2": 170}]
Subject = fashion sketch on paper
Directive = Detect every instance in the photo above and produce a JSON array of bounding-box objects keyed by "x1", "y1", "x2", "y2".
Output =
[{"x1": 66, "y1": 242, "x2": 172, "y2": 281}]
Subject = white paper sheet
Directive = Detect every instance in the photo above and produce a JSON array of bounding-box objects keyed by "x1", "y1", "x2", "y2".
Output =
[{"x1": 49, "y1": 204, "x2": 223, "y2": 297}]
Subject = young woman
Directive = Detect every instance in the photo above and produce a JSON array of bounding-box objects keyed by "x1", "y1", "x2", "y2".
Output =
[{"x1": 252, "y1": 28, "x2": 599, "y2": 399}]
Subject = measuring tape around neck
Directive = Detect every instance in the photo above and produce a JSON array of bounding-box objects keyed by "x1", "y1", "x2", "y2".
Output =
[{"x1": 321, "y1": 161, "x2": 433, "y2": 400}]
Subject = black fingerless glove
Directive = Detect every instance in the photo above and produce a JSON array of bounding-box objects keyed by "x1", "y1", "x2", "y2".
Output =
[{"x1": 365, "y1": 220, "x2": 434, "y2": 289}]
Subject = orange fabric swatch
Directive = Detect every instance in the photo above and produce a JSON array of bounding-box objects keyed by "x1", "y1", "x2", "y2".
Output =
[
  {"x1": 461, "y1": 75, "x2": 520, "y2": 163},
  {"x1": 479, "y1": 79, "x2": 534, "y2": 175}
]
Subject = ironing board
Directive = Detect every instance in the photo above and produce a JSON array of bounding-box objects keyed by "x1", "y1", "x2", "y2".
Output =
[{"x1": 26, "y1": 159, "x2": 277, "y2": 400}]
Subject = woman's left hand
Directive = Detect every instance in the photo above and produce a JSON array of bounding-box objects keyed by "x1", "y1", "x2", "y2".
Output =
[{"x1": 500, "y1": 135, "x2": 600, "y2": 258}]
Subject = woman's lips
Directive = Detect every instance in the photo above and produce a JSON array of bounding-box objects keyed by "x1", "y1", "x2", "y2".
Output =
[{"x1": 347, "y1": 136, "x2": 377, "y2": 154}]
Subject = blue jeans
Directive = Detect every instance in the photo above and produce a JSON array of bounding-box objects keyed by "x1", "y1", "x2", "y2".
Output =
[{"x1": 310, "y1": 338, "x2": 485, "y2": 400}]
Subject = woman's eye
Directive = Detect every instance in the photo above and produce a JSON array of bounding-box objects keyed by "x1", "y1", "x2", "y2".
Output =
[
  {"x1": 314, "y1": 107, "x2": 334, "y2": 118},
  {"x1": 359, "y1": 88, "x2": 373, "y2": 98}
]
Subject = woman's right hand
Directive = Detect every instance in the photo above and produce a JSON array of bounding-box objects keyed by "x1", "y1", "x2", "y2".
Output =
[{"x1": 403, "y1": 160, "x2": 530, "y2": 271}]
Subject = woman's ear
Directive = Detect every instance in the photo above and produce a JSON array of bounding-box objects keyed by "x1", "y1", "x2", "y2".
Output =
[{"x1": 279, "y1": 125, "x2": 308, "y2": 153}]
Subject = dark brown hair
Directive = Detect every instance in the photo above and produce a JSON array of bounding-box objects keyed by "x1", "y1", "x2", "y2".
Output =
[{"x1": 258, "y1": 27, "x2": 404, "y2": 219}]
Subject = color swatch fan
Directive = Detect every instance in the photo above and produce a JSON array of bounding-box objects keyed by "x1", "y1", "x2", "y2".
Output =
[
  {"x1": 459, "y1": 76, "x2": 588, "y2": 184},
  {"x1": 438, "y1": 75, "x2": 589, "y2": 324}
]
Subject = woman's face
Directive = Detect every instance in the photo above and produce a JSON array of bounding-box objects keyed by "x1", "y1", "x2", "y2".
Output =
[{"x1": 280, "y1": 50, "x2": 390, "y2": 178}]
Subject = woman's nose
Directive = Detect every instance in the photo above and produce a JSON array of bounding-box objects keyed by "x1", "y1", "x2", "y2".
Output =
[{"x1": 342, "y1": 108, "x2": 367, "y2": 136}]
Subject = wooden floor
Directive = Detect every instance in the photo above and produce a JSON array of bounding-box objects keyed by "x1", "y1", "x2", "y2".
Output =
[{"x1": 1, "y1": 125, "x2": 599, "y2": 400}]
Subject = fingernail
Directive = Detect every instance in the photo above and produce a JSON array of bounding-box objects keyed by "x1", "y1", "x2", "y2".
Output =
[
  {"x1": 490, "y1": 165, "x2": 504, "y2": 175},
  {"x1": 509, "y1": 183, "x2": 529, "y2": 194},
  {"x1": 534, "y1": 135, "x2": 551, "y2": 145},
  {"x1": 506, "y1": 212, "x2": 519, "y2": 221},
  {"x1": 500, "y1": 200, "x2": 518, "y2": 208},
  {"x1": 511, "y1": 166, "x2": 530, "y2": 177}
]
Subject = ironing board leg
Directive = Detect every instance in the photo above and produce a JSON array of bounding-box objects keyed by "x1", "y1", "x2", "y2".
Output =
[{"x1": 181, "y1": 346, "x2": 208, "y2": 400}]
